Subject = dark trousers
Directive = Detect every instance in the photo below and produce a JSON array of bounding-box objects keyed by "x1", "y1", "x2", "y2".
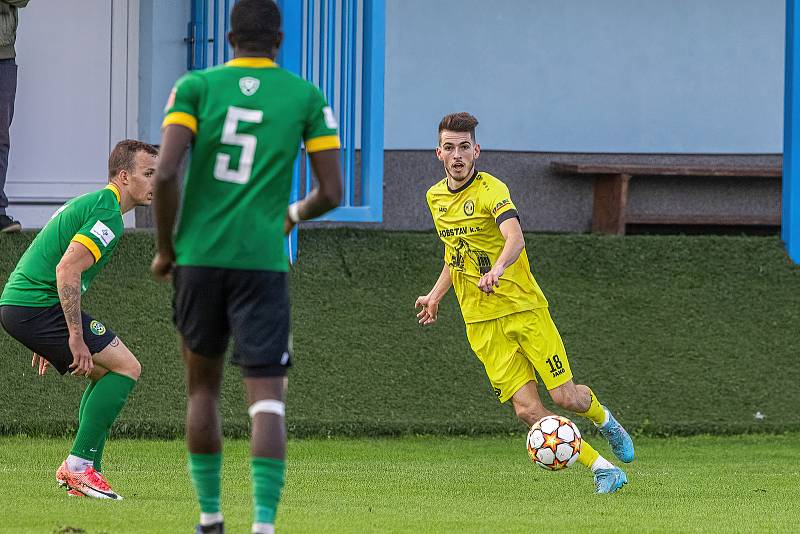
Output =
[{"x1": 0, "y1": 58, "x2": 17, "y2": 215}]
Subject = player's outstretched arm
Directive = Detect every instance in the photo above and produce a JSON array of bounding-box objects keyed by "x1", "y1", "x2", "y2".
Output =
[
  {"x1": 285, "y1": 149, "x2": 343, "y2": 233},
  {"x1": 151, "y1": 124, "x2": 194, "y2": 279},
  {"x1": 55, "y1": 242, "x2": 96, "y2": 376},
  {"x1": 415, "y1": 263, "x2": 453, "y2": 325},
  {"x1": 478, "y1": 217, "x2": 525, "y2": 295}
]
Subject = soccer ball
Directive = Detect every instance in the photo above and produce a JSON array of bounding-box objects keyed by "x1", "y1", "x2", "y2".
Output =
[{"x1": 527, "y1": 415, "x2": 582, "y2": 470}]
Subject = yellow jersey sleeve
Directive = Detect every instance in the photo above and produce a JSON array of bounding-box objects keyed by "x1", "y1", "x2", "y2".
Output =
[
  {"x1": 481, "y1": 178, "x2": 518, "y2": 224},
  {"x1": 304, "y1": 85, "x2": 341, "y2": 152},
  {"x1": 162, "y1": 72, "x2": 204, "y2": 133}
]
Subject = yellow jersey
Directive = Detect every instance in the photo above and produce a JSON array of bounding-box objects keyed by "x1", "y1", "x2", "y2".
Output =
[{"x1": 426, "y1": 171, "x2": 548, "y2": 323}]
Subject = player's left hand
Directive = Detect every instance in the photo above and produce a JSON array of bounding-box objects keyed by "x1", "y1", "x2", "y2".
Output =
[
  {"x1": 478, "y1": 265, "x2": 505, "y2": 294},
  {"x1": 151, "y1": 251, "x2": 175, "y2": 281},
  {"x1": 31, "y1": 352, "x2": 49, "y2": 376},
  {"x1": 284, "y1": 214, "x2": 296, "y2": 236}
]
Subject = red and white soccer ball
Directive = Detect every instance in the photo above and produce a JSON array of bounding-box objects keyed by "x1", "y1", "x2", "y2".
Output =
[{"x1": 527, "y1": 415, "x2": 582, "y2": 470}]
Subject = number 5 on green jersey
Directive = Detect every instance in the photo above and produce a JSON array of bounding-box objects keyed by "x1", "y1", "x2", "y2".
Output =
[{"x1": 215, "y1": 106, "x2": 264, "y2": 185}]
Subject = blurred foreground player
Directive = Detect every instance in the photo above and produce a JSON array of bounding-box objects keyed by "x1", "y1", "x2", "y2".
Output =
[{"x1": 152, "y1": 0, "x2": 342, "y2": 532}]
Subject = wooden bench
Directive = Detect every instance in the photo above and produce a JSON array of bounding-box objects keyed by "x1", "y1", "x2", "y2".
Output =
[{"x1": 551, "y1": 161, "x2": 782, "y2": 234}]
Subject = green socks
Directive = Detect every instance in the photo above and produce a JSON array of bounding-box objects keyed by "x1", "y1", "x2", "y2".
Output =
[
  {"x1": 251, "y1": 457, "x2": 286, "y2": 524},
  {"x1": 78, "y1": 382, "x2": 94, "y2": 423},
  {"x1": 77, "y1": 382, "x2": 107, "y2": 471},
  {"x1": 189, "y1": 453, "x2": 222, "y2": 514},
  {"x1": 70, "y1": 372, "x2": 136, "y2": 461},
  {"x1": 188, "y1": 454, "x2": 284, "y2": 524}
]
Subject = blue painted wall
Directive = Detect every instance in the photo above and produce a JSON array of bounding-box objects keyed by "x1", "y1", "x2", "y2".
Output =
[
  {"x1": 141, "y1": 0, "x2": 785, "y2": 153},
  {"x1": 385, "y1": 0, "x2": 785, "y2": 152},
  {"x1": 138, "y1": 0, "x2": 192, "y2": 144}
]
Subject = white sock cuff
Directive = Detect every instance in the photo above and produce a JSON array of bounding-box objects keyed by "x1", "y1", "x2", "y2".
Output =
[
  {"x1": 252, "y1": 522, "x2": 275, "y2": 534},
  {"x1": 591, "y1": 456, "x2": 615, "y2": 472},
  {"x1": 248, "y1": 399, "x2": 285, "y2": 418}
]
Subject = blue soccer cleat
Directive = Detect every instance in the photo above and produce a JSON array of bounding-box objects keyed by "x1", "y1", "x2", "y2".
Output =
[
  {"x1": 196, "y1": 523, "x2": 224, "y2": 534},
  {"x1": 598, "y1": 410, "x2": 635, "y2": 463},
  {"x1": 594, "y1": 466, "x2": 628, "y2": 494}
]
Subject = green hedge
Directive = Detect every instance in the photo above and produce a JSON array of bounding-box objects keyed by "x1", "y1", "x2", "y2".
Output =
[{"x1": 1, "y1": 229, "x2": 798, "y2": 438}]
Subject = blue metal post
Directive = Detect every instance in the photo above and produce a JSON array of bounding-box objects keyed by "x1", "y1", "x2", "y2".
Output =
[
  {"x1": 326, "y1": 0, "x2": 337, "y2": 112},
  {"x1": 346, "y1": 0, "x2": 357, "y2": 206},
  {"x1": 304, "y1": 0, "x2": 315, "y2": 198},
  {"x1": 339, "y1": 0, "x2": 350, "y2": 206},
  {"x1": 278, "y1": 0, "x2": 305, "y2": 263},
  {"x1": 188, "y1": 1, "x2": 196, "y2": 69},
  {"x1": 318, "y1": 0, "x2": 326, "y2": 90},
  {"x1": 361, "y1": 0, "x2": 385, "y2": 222},
  {"x1": 212, "y1": 0, "x2": 219, "y2": 64},
  {"x1": 201, "y1": 0, "x2": 208, "y2": 68},
  {"x1": 784, "y1": 0, "x2": 800, "y2": 263},
  {"x1": 223, "y1": 0, "x2": 231, "y2": 62}
]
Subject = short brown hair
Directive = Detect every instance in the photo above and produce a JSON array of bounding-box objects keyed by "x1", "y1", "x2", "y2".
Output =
[
  {"x1": 108, "y1": 139, "x2": 158, "y2": 179},
  {"x1": 438, "y1": 112, "x2": 479, "y2": 144}
]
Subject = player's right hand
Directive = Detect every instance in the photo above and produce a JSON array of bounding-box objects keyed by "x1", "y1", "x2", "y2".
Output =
[
  {"x1": 31, "y1": 352, "x2": 50, "y2": 376},
  {"x1": 68, "y1": 335, "x2": 93, "y2": 377},
  {"x1": 415, "y1": 295, "x2": 439, "y2": 325}
]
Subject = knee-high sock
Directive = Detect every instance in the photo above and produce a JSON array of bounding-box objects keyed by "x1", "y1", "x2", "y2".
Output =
[
  {"x1": 78, "y1": 382, "x2": 95, "y2": 424},
  {"x1": 577, "y1": 439, "x2": 600, "y2": 469},
  {"x1": 189, "y1": 453, "x2": 222, "y2": 514},
  {"x1": 576, "y1": 388, "x2": 607, "y2": 426},
  {"x1": 252, "y1": 457, "x2": 285, "y2": 525},
  {"x1": 77, "y1": 382, "x2": 107, "y2": 471},
  {"x1": 70, "y1": 372, "x2": 135, "y2": 461}
]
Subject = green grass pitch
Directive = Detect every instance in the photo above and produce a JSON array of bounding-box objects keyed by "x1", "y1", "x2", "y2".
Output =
[{"x1": 2, "y1": 434, "x2": 797, "y2": 533}]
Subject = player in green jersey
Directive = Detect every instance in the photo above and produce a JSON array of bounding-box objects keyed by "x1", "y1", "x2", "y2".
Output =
[
  {"x1": 151, "y1": 1, "x2": 342, "y2": 532},
  {"x1": 0, "y1": 139, "x2": 158, "y2": 499}
]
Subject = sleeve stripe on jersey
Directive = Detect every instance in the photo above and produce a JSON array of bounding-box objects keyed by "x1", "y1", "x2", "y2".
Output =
[
  {"x1": 305, "y1": 135, "x2": 341, "y2": 153},
  {"x1": 496, "y1": 209, "x2": 520, "y2": 225},
  {"x1": 72, "y1": 234, "x2": 101, "y2": 263},
  {"x1": 162, "y1": 111, "x2": 198, "y2": 134}
]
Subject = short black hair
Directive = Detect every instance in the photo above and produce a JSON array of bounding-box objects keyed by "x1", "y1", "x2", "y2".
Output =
[{"x1": 230, "y1": 0, "x2": 281, "y2": 53}]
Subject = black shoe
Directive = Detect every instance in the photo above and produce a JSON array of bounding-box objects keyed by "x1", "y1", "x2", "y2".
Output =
[
  {"x1": 0, "y1": 214, "x2": 21, "y2": 233},
  {"x1": 195, "y1": 523, "x2": 224, "y2": 534}
]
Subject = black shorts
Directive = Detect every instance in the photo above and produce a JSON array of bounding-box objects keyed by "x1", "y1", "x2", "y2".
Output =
[
  {"x1": 172, "y1": 266, "x2": 292, "y2": 377},
  {"x1": 0, "y1": 304, "x2": 117, "y2": 375}
]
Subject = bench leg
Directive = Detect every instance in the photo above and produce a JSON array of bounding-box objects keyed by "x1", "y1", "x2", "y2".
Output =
[{"x1": 592, "y1": 173, "x2": 631, "y2": 235}]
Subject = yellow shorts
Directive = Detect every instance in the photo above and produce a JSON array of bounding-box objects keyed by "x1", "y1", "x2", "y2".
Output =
[{"x1": 465, "y1": 308, "x2": 573, "y2": 403}]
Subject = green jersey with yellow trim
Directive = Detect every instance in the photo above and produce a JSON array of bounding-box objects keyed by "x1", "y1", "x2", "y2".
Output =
[
  {"x1": 426, "y1": 171, "x2": 548, "y2": 323},
  {"x1": 0, "y1": 185, "x2": 124, "y2": 307},
  {"x1": 162, "y1": 57, "x2": 341, "y2": 271}
]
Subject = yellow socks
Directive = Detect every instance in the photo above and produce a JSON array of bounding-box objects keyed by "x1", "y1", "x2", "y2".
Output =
[
  {"x1": 577, "y1": 388, "x2": 607, "y2": 426},
  {"x1": 577, "y1": 439, "x2": 600, "y2": 468}
]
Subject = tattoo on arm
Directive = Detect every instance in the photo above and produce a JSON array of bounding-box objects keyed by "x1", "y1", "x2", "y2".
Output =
[
  {"x1": 57, "y1": 246, "x2": 83, "y2": 336},
  {"x1": 58, "y1": 282, "x2": 82, "y2": 334},
  {"x1": 109, "y1": 338, "x2": 120, "y2": 347}
]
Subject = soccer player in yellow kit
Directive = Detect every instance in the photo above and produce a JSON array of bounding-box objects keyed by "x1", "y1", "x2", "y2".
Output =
[{"x1": 416, "y1": 112, "x2": 633, "y2": 493}]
